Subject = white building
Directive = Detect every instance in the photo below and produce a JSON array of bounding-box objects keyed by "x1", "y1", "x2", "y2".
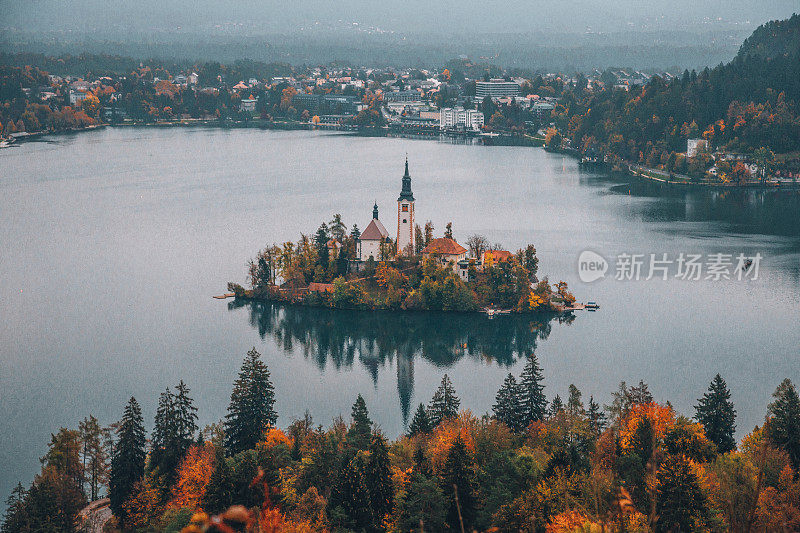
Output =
[
  {"x1": 358, "y1": 204, "x2": 389, "y2": 261},
  {"x1": 440, "y1": 107, "x2": 484, "y2": 131},
  {"x1": 239, "y1": 98, "x2": 257, "y2": 113},
  {"x1": 687, "y1": 138, "x2": 709, "y2": 158},
  {"x1": 475, "y1": 79, "x2": 521, "y2": 100},
  {"x1": 69, "y1": 90, "x2": 88, "y2": 105}
]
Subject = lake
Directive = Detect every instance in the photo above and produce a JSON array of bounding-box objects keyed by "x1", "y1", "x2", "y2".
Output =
[{"x1": 1, "y1": 127, "x2": 799, "y2": 503}]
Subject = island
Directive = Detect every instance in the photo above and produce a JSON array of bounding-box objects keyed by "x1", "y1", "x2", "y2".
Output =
[{"x1": 227, "y1": 159, "x2": 582, "y2": 315}]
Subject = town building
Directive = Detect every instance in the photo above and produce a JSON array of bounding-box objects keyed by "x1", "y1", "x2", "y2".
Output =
[
  {"x1": 239, "y1": 98, "x2": 257, "y2": 113},
  {"x1": 687, "y1": 138, "x2": 709, "y2": 158},
  {"x1": 422, "y1": 238, "x2": 468, "y2": 275},
  {"x1": 440, "y1": 107, "x2": 484, "y2": 131},
  {"x1": 357, "y1": 203, "x2": 389, "y2": 261},
  {"x1": 69, "y1": 90, "x2": 88, "y2": 105},
  {"x1": 475, "y1": 79, "x2": 521, "y2": 99},
  {"x1": 385, "y1": 90, "x2": 422, "y2": 103}
]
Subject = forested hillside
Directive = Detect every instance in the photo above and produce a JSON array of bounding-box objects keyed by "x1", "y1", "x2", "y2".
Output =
[{"x1": 556, "y1": 14, "x2": 800, "y2": 175}]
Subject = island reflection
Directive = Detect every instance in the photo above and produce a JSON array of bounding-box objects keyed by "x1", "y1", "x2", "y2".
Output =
[{"x1": 230, "y1": 300, "x2": 573, "y2": 421}]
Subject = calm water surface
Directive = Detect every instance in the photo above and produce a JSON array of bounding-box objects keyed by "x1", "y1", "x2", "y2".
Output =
[{"x1": 1, "y1": 127, "x2": 799, "y2": 502}]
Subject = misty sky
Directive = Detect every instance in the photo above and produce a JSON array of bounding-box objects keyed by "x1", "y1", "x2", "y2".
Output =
[{"x1": 2, "y1": 0, "x2": 798, "y2": 35}]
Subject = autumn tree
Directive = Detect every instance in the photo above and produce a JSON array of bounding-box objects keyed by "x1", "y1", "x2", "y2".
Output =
[
  {"x1": 79, "y1": 415, "x2": 109, "y2": 501},
  {"x1": 767, "y1": 378, "x2": 800, "y2": 470},
  {"x1": 519, "y1": 354, "x2": 548, "y2": 427},
  {"x1": 444, "y1": 222, "x2": 453, "y2": 239},
  {"x1": 428, "y1": 374, "x2": 461, "y2": 427},
  {"x1": 694, "y1": 374, "x2": 736, "y2": 453},
  {"x1": 414, "y1": 224, "x2": 425, "y2": 254},
  {"x1": 424, "y1": 221, "x2": 434, "y2": 246},
  {"x1": 170, "y1": 443, "x2": 215, "y2": 508},
  {"x1": 224, "y1": 348, "x2": 277, "y2": 456},
  {"x1": 466, "y1": 234, "x2": 488, "y2": 259},
  {"x1": 109, "y1": 397, "x2": 146, "y2": 526}
]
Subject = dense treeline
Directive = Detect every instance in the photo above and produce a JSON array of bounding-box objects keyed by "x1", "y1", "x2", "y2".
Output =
[
  {"x1": 553, "y1": 14, "x2": 800, "y2": 177},
  {"x1": 236, "y1": 215, "x2": 574, "y2": 314},
  {"x1": 5, "y1": 347, "x2": 800, "y2": 532}
]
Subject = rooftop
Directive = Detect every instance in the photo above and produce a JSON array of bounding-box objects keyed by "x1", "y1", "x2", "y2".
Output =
[{"x1": 422, "y1": 238, "x2": 467, "y2": 256}]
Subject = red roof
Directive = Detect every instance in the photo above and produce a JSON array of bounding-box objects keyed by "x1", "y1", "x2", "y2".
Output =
[
  {"x1": 482, "y1": 250, "x2": 514, "y2": 263},
  {"x1": 308, "y1": 282, "x2": 334, "y2": 293},
  {"x1": 421, "y1": 238, "x2": 467, "y2": 256},
  {"x1": 360, "y1": 218, "x2": 389, "y2": 240}
]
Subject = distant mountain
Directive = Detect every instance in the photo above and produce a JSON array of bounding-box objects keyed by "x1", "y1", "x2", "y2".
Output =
[{"x1": 738, "y1": 13, "x2": 800, "y2": 60}]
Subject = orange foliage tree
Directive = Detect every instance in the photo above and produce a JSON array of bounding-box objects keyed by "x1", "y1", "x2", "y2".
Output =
[{"x1": 170, "y1": 443, "x2": 216, "y2": 509}]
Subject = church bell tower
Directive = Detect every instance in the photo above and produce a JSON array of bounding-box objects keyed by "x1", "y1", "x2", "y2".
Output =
[{"x1": 397, "y1": 157, "x2": 415, "y2": 256}]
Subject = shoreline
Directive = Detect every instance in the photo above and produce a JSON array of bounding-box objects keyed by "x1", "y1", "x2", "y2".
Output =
[
  {"x1": 224, "y1": 292, "x2": 583, "y2": 319},
  {"x1": 6, "y1": 123, "x2": 797, "y2": 191}
]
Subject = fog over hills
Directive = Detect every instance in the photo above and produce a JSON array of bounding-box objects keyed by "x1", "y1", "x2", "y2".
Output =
[{"x1": 1, "y1": 0, "x2": 798, "y2": 70}]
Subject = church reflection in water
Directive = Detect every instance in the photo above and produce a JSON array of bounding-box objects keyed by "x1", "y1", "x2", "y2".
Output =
[{"x1": 229, "y1": 301, "x2": 573, "y2": 423}]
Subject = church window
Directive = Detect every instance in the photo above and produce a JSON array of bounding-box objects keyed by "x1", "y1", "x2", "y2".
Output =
[
  {"x1": 402, "y1": 219, "x2": 407, "y2": 223},
  {"x1": 402, "y1": 205, "x2": 408, "y2": 212}
]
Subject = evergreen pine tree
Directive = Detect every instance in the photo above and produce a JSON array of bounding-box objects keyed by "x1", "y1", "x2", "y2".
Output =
[
  {"x1": 202, "y1": 450, "x2": 234, "y2": 514},
  {"x1": 412, "y1": 446, "x2": 432, "y2": 478},
  {"x1": 519, "y1": 354, "x2": 548, "y2": 427},
  {"x1": 493, "y1": 374, "x2": 525, "y2": 433},
  {"x1": 348, "y1": 394, "x2": 373, "y2": 449},
  {"x1": 174, "y1": 380, "x2": 199, "y2": 452},
  {"x1": 366, "y1": 433, "x2": 394, "y2": 524},
  {"x1": 566, "y1": 384, "x2": 586, "y2": 418},
  {"x1": 587, "y1": 396, "x2": 607, "y2": 436},
  {"x1": 109, "y1": 397, "x2": 146, "y2": 525},
  {"x1": 408, "y1": 403, "x2": 432, "y2": 437},
  {"x1": 767, "y1": 378, "x2": 800, "y2": 469},
  {"x1": 395, "y1": 471, "x2": 447, "y2": 532},
  {"x1": 1, "y1": 482, "x2": 29, "y2": 533},
  {"x1": 328, "y1": 453, "x2": 371, "y2": 531},
  {"x1": 549, "y1": 394, "x2": 564, "y2": 417},
  {"x1": 440, "y1": 436, "x2": 478, "y2": 531},
  {"x1": 224, "y1": 348, "x2": 277, "y2": 455},
  {"x1": 655, "y1": 454, "x2": 708, "y2": 532},
  {"x1": 694, "y1": 374, "x2": 736, "y2": 453},
  {"x1": 428, "y1": 374, "x2": 460, "y2": 427},
  {"x1": 629, "y1": 380, "x2": 654, "y2": 405},
  {"x1": 150, "y1": 388, "x2": 175, "y2": 476}
]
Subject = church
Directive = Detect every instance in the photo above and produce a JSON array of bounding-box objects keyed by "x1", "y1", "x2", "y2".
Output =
[{"x1": 356, "y1": 158, "x2": 416, "y2": 262}]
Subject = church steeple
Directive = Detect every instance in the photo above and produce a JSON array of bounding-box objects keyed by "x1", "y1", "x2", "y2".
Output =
[
  {"x1": 398, "y1": 156, "x2": 414, "y2": 202},
  {"x1": 373, "y1": 202, "x2": 379, "y2": 219}
]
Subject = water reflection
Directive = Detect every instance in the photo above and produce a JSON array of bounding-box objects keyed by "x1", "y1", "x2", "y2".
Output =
[
  {"x1": 609, "y1": 180, "x2": 800, "y2": 237},
  {"x1": 230, "y1": 300, "x2": 572, "y2": 421}
]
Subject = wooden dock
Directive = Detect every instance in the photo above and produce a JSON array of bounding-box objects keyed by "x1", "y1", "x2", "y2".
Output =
[{"x1": 213, "y1": 293, "x2": 235, "y2": 299}]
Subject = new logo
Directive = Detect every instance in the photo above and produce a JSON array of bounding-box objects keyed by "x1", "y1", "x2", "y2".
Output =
[{"x1": 578, "y1": 250, "x2": 608, "y2": 283}]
